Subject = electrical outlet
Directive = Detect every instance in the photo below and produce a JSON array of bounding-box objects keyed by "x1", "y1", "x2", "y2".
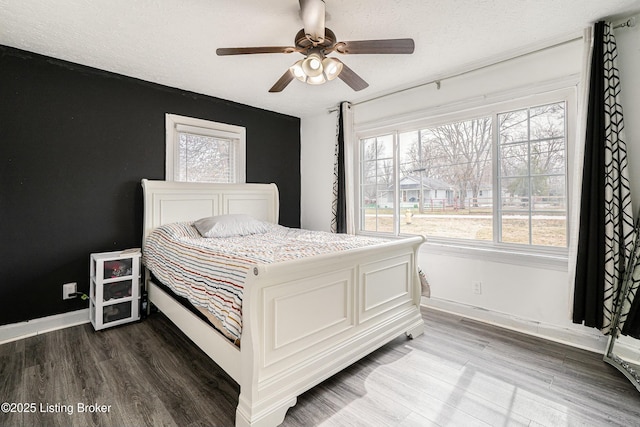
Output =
[
  {"x1": 63, "y1": 282, "x2": 77, "y2": 300},
  {"x1": 472, "y1": 281, "x2": 482, "y2": 295}
]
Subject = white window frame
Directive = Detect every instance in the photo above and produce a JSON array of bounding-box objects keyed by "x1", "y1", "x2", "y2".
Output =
[
  {"x1": 165, "y1": 113, "x2": 246, "y2": 183},
  {"x1": 354, "y1": 83, "x2": 577, "y2": 267}
]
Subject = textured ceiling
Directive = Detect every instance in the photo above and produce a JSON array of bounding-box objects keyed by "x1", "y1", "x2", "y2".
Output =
[{"x1": 1, "y1": 0, "x2": 639, "y2": 119}]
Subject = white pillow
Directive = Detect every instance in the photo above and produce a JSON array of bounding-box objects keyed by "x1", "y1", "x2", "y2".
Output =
[{"x1": 193, "y1": 214, "x2": 268, "y2": 238}]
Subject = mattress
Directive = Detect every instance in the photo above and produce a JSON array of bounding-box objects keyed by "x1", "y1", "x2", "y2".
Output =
[{"x1": 142, "y1": 222, "x2": 386, "y2": 344}]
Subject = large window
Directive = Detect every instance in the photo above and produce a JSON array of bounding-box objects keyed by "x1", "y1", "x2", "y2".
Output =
[
  {"x1": 358, "y1": 92, "x2": 572, "y2": 251},
  {"x1": 166, "y1": 114, "x2": 246, "y2": 183}
]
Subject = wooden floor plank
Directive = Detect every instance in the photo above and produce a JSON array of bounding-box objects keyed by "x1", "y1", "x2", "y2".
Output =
[{"x1": 1, "y1": 308, "x2": 639, "y2": 427}]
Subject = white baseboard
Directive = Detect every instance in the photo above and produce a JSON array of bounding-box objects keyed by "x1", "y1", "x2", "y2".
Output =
[
  {"x1": 0, "y1": 309, "x2": 90, "y2": 345},
  {"x1": 422, "y1": 297, "x2": 608, "y2": 354},
  {"x1": 1, "y1": 301, "x2": 609, "y2": 355}
]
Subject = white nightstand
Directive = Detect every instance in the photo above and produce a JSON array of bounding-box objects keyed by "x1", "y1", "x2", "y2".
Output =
[{"x1": 89, "y1": 249, "x2": 141, "y2": 330}]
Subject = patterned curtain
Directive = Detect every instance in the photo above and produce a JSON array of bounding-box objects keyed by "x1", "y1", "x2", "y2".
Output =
[
  {"x1": 573, "y1": 21, "x2": 634, "y2": 334},
  {"x1": 331, "y1": 102, "x2": 349, "y2": 233}
]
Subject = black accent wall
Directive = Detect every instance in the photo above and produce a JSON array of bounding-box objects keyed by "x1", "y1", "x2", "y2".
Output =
[{"x1": 0, "y1": 45, "x2": 301, "y2": 326}]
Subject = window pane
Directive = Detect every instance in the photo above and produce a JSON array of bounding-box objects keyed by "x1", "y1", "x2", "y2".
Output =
[
  {"x1": 531, "y1": 175, "x2": 566, "y2": 212},
  {"x1": 501, "y1": 214, "x2": 530, "y2": 244},
  {"x1": 531, "y1": 139, "x2": 565, "y2": 176},
  {"x1": 362, "y1": 185, "x2": 377, "y2": 205},
  {"x1": 501, "y1": 177, "x2": 530, "y2": 211},
  {"x1": 532, "y1": 215, "x2": 567, "y2": 247},
  {"x1": 397, "y1": 118, "x2": 492, "y2": 240},
  {"x1": 530, "y1": 103, "x2": 565, "y2": 142},
  {"x1": 179, "y1": 132, "x2": 234, "y2": 183},
  {"x1": 376, "y1": 160, "x2": 393, "y2": 184},
  {"x1": 500, "y1": 142, "x2": 528, "y2": 177},
  {"x1": 499, "y1": 109, "x2": 528, "y2": 143}
]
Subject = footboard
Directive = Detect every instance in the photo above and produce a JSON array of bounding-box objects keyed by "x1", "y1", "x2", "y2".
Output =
[{"x1": 236, "y1": 235, "x2": 425, "y2": 427}]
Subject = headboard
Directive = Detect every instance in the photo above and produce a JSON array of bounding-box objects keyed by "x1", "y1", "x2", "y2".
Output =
[{"x1": 141, "y1": 179, "x2": 280, "y2": 244}]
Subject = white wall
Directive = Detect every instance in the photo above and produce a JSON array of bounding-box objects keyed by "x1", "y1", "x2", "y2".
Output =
[
  {"x1": 617, "y1": 20, "x2": 640, "y2": 211},
  {"x1": 300, "y1": 111, "x2": 337, "y2": 232},
  {"x1": 300, "y1": 22, "x2": 640, "y2": 351}
]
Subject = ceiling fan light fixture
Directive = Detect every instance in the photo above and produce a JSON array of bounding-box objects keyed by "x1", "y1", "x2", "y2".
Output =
[
  {"x1": 306, "y1": 73, "x2": 326, "y2": 85},
  {"x1": 301, "y1": 52, "x2": 324, "y2": 77},
  {"x1": 322, "y1": 57, "x2": 342, "y2": 80},
  {"x1": 290, "y1": 60, "x2": 307, "y2": 82}
]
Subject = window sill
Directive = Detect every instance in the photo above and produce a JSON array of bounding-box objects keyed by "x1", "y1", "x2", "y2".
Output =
[{"x1": 420, "y1": 240, "x2": 568, "y2": 271}]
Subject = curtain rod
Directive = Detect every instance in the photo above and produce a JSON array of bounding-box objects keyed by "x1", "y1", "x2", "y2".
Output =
[
  {"x1": 328, "y1": 15, "x2": 636, "y2": 114},
  {"x1": 327, "y1": 34, "x2": 581, "y2": 113},
  {"x1": 614, "y1": 16, "x2": 636, "y2": 29}
]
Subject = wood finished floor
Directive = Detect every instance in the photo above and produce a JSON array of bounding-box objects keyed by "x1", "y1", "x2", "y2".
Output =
[{"x1": 1, "y1": 307, "x2": 639, "y2": 427}]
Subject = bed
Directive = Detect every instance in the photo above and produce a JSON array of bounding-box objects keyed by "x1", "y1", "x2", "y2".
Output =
[{"x1": 141, "y1": 179, "x2": 425, "y2": 427}]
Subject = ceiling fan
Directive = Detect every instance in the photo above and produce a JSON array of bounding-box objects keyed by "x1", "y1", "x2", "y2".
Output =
[{"x1": 216, "y1": 0, "x2": 415, "y2": 92}]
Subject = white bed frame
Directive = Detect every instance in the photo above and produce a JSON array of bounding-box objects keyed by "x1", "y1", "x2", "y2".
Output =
[{"x1": 141, "y1": 179, "x2": 425, "y2": 427}]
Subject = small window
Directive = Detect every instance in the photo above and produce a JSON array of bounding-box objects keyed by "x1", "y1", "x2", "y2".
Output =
[{"x1": 165, "y1": 114, "x2": 246, "y2": 183}]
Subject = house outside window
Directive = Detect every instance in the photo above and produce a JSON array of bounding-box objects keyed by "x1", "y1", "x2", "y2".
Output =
[
  {"x1": 165, "y1": 114, "x2": 246, "y2": 183},
  {"x1": 357, "y1": 89, "x2": 573, "y2": 253}
]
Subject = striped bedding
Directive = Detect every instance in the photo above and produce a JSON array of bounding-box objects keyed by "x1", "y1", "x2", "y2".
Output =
[{"x1": 142, "y1": 222, "x2": 385, "y2": 344}]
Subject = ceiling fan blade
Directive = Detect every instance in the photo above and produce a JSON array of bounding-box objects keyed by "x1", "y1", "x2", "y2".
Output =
[
  {"x1": 335, "y1": 60, "x2": 369, "y2": 91},
  {"x1": 269, "y1": 69, "x2": 295, "y2": 93},
  {"x1": 216, "y1": 46, "x2": 296, "y2": 55},
  {"x1": 299, "y1": 0, "x2": 325, "y2": 43},
  {"x1": 335, "y1": 38, "x2": 415, "y2": 54}
]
